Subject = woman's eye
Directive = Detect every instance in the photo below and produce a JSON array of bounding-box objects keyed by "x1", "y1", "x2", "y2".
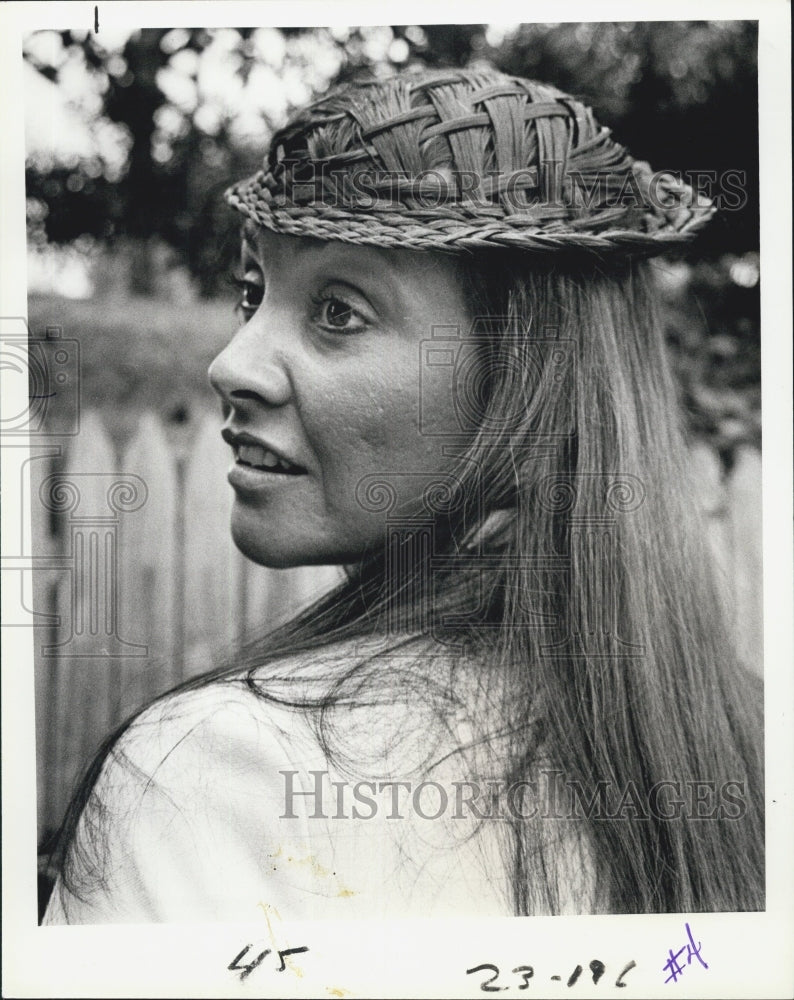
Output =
[
  {"x1": 324, "y1": 298, "x2": 354, "y2": 328},
  {"x1": 313, "y1": 293, "x2": 368, "y2": 334},
  {"x1": 231, "y1": 270, "x2": 263, "y2": 318},
  {"x1": 240, "y1": 279, "x2": 263, "y2": 315}
]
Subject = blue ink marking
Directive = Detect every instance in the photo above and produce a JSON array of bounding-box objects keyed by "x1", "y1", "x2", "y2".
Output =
[
  {"x1": 663, "y1": 922, "x2": 708, "y2": 984},
  {"x1": 683, "y1": 922, "x2": 708, "y2": 970},
  {"x1": 663, "y1": 946, "x2": 687, "y2": 984}
]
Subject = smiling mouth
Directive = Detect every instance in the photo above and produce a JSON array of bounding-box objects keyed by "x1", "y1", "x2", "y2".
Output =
[{"x1": 233, "y1": 442, "x2": 306, "y2": 475}]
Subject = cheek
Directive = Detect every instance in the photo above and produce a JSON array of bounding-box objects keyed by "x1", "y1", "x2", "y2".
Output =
[
  {"x1": 310, "y1": 374, "x2": 390, "y2": 451},
  {"x1": 302, "y1": 354, "x2": 437, "y2": 478},
  {"x1": 348, "y1": 382, "x2": 393, "y2": 452}
]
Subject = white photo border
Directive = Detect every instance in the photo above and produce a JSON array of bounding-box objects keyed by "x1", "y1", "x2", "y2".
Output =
[{"x1": 2, "y1": 2, "x2": 791, "y2": 997}]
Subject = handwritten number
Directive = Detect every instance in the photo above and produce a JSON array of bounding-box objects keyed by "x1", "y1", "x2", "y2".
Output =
[
  {"x1": 512, "y1": 966, "x2": 534, "y2": 989},
  {"x1": 466, "y1": 959, "x2": 634, "y2": 990},
  {"x1": 227, "y1": 944, "x2": 270, "y2": 981},
  {"x1": 227, "y1": 944, "x2": 250, "y2": 971},
  {"x1": 615, "y1": 960, "x2": 637, "y2": 987},
  {"x1": 684, "y1": 922, "x2": 708, "y2": 970},
  {"x1": 466, "y1": 963, "x2": 507, "y2": 992},
  {"x1": 589, "y1": 960, "x2": 605, "y2": 984},
  {"x1": 276, "y1": 946, "x2": 310, "y2": 972}
]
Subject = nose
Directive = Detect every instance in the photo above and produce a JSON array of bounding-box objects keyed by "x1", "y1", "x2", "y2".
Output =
[{"x1": 209, "y1": 314, "x2": 292, "y2": 413}]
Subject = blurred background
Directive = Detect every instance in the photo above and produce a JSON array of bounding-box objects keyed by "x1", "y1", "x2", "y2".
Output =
[
  {"x1": 25, "y1": 22, "x2": 761, "y2": 454},
  {"x1": 23, "y1": 22, "x2": 762, "y2": 916}
]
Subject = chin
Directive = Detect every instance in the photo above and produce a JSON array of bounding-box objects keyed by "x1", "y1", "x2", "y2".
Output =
[
  {"x1": 230, "y1": 517, "x2": 304, "y2": 568},
  {"x1": 229, "y1": 506, "x2": 363, "y2": 569}
]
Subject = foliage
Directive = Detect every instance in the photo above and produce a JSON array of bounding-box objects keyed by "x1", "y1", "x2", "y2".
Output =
[{"x1": 24, "y1": 23, "x2": 760, "y2": 456}]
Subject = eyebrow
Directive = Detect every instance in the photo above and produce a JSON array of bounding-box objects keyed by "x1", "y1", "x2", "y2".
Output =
[{"x1": 237, "y1": 223, "x2": 415, "y2": 313}]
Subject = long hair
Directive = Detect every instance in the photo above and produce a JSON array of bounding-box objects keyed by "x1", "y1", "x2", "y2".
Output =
[
  {"x1": 240, "y1": 251, "x2": 765, "y2": 915},
  {"x1": 54, "y1": 68, "x2": 764, "y2": 917},
  {"x1": 55, "y1": 248, "x2": 764, "y2": 916}
]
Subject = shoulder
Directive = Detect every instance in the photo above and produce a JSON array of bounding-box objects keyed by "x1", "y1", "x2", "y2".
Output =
[
  {"x1": 43, "y1": 638, "x2": 518, "y2": 924},
  {"x1": 82, "y1": 678, "x2": 323, "y2": 830},
  {"x1": 89, "y1": 632, "x2": 462, "y2": 814},
  {"x1": 47, "y1": 676, "x2": 325, "y2": 924},
  {"x1": 117, "y1": 679, "x2": 318, "y2": 782},
  {"x1": 46, "y1": 638, "x2": 450, "y2": 924}
]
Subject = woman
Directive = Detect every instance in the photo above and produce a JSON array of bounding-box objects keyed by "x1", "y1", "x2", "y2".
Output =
[{"x1": 44, "y1": 67, "x2": 764, "y2": 922}]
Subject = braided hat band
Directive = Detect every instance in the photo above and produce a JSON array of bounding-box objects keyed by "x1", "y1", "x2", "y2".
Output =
[{"x1": 226, "y1": 68, "x2": 715, "y2": 255}]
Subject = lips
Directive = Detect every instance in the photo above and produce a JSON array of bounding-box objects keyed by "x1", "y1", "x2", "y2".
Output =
[{"x1": 221, "y1": 428, "x2": 307, "y2": 475}]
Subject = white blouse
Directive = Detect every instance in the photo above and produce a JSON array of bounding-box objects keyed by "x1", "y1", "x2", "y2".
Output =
[{"x1": 44, "y1": 643, "x2": 593, "y2": 924}]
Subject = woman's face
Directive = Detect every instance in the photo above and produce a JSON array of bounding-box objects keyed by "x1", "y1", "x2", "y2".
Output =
[{"x1": 209, "y1": 225, "x2": 476, "y2": 567}]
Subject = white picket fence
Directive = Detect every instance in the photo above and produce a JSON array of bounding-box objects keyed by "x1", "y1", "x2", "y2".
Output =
[
  {"x1": 30, "y1": 409, "x2": 763, "y2": 838},
  {"x1": 31, "y1": 408, "x2": 344, "y2": 835}
]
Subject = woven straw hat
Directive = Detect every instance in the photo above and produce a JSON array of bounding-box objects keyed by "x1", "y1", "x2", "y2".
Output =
[{"x1": 226, "y1": 67, "x2": 714, "y2": 255}]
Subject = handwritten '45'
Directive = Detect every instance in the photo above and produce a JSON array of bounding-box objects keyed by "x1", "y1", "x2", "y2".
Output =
[{"x1": 228, "y1": 943, "x2": 309, "y2": 981}]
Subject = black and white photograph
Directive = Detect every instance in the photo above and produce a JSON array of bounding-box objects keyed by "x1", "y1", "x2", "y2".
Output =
[{"x1": 1, "y1": 2, "x2": 792, "y2": 997}]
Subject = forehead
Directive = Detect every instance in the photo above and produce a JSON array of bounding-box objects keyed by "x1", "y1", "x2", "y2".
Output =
[{"x1": 241, "y1": 221, "x2": 467, "y2": 291}]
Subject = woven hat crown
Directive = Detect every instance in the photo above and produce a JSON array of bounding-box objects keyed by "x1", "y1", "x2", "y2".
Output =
[{"x1": 227, "y1": 67, "x2": 714, "y2": 255}]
